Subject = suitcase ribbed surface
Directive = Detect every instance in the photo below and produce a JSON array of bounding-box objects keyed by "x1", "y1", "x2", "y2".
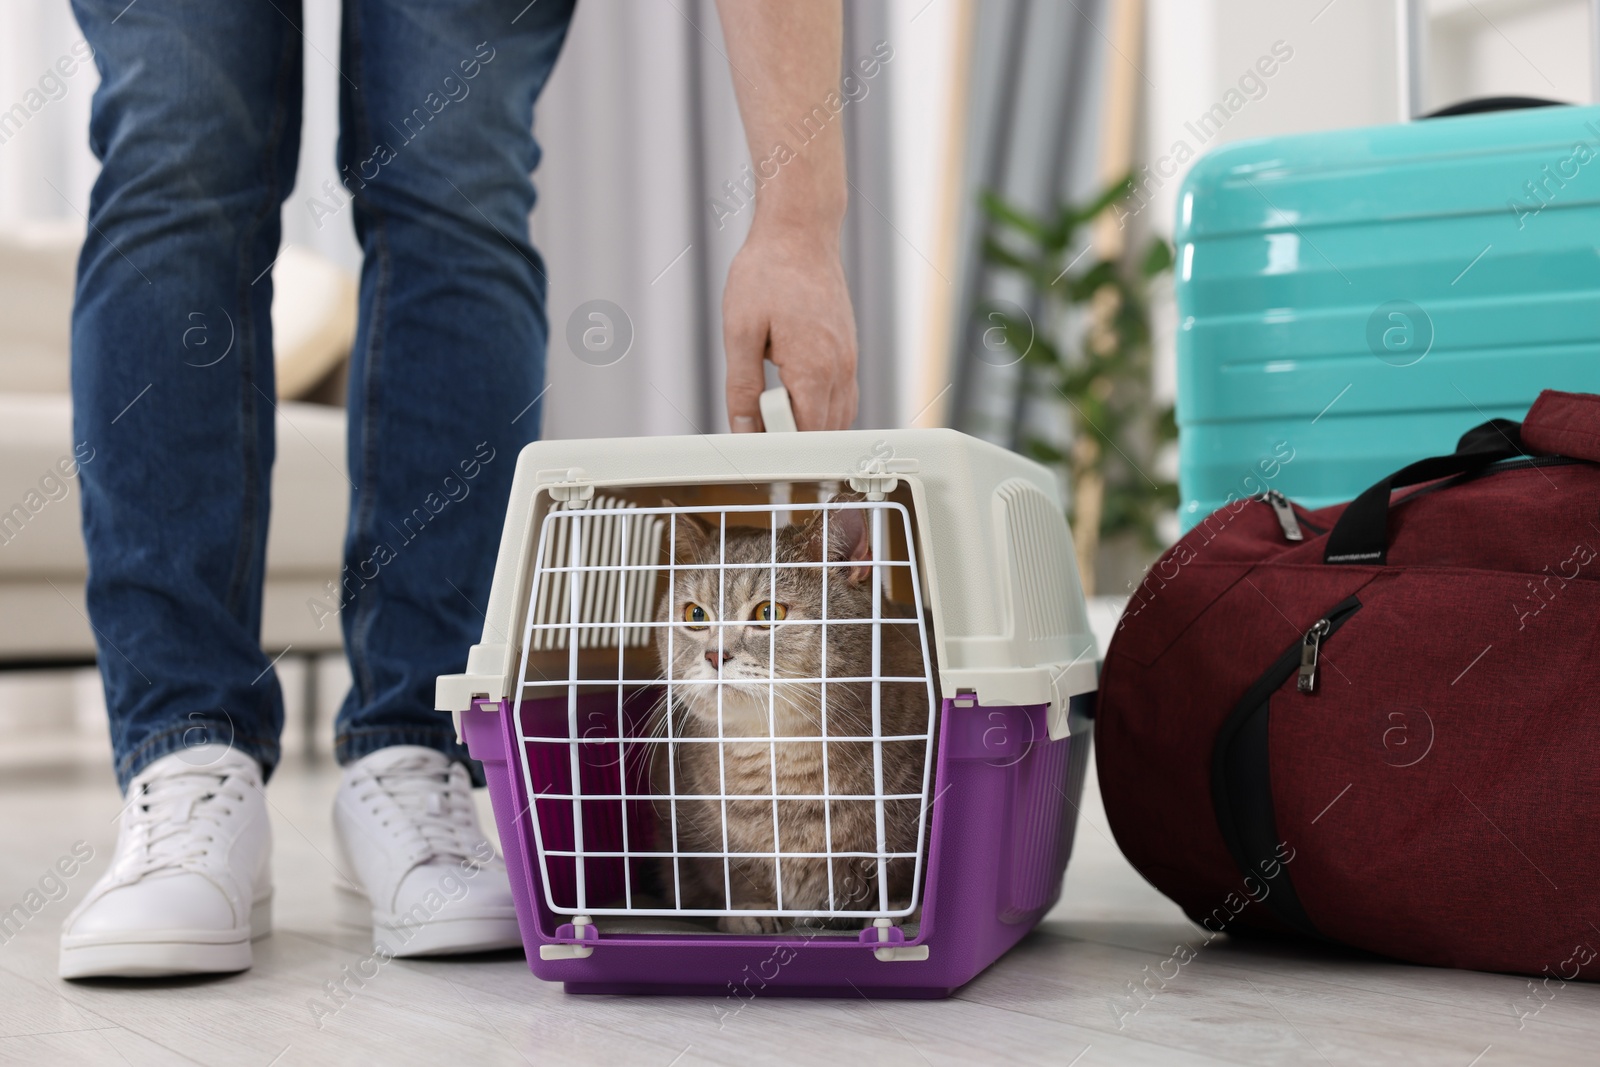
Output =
[{"x1": 1175, "y1": 103, "x2": 1600, "y2": 527}]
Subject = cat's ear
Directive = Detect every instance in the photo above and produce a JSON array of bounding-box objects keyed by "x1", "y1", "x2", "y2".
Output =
[
  {"x1": 664, "y1": 500, "x2": 715, "y2": 562},
  {"x1": 834, "y1": 506, "x2": 873, "y2": 584},
  {"x1": 805, "y1": 496, "x2": 873, "y2": 582}
]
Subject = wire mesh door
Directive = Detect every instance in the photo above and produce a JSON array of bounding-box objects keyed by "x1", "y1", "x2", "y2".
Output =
[{"x1": 514, "y1": 494, "x2": 938, "y2": 925}]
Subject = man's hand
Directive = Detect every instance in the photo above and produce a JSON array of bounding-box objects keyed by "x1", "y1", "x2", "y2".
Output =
[
  {"x1": 723, "y1": 221, "x2": 858, "y2": 432},
  {"x1": 715, "y1": 0, "x2": 859, "y2": 432}
]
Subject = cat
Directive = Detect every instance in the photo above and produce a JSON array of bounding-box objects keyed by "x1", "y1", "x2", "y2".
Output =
[{"x1": 650, "y1": 497, "x2": 938, "y2": 933}]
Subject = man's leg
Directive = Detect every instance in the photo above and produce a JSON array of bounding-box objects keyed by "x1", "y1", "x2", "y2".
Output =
[
  {"x1": 70, "y1": 0, "x2": 304, "y2": 790},
  {"x1": 326, "y1": 0, "x2": 574, "y2": 956},
  {"x1": 60, "y1": 0, "x2": 299, "y2": 980},
  {"x1": 333, "y1": 0, "x2": 574, "y2": 763}
]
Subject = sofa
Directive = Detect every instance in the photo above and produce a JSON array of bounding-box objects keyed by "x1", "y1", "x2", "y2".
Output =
[{"x1": 0, "y1": 221, "x2": 354, "y2": 666}]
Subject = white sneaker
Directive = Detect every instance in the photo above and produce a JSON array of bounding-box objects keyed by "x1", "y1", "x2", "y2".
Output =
[
  {"x1": 60, "y1": 744, "x2": 272, "y2": 979},
  {"x1": 332, "y1": 746, "x2": 520, "y2": 957}
]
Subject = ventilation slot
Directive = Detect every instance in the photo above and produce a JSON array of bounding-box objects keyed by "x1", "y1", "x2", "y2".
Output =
[
  {"x1": 998, "y1": 479, "x2": 1076, "y2": 645},
  {"x1": 530, "y1": 496, "x2": 664, "y2": 651}
]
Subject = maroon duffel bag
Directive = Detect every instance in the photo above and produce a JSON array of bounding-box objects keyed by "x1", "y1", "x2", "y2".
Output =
[{"x1": 1097, "y1": 388, "x2": 1600, "y2": 981}]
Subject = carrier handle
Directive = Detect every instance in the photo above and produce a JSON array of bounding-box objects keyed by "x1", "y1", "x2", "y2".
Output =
[
  {"x1": 1322, "y1": 420, "x2": 1528, "y2": 566},
  {"x1": 1398, "y1": 0, "x2": 1600, "y2": 118},
  {"x1": 759, "y1": 386, "x2": 798, "y2": 433}
]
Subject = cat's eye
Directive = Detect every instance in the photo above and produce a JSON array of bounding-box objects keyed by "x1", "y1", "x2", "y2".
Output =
[
  {"x1": 751, "y1": 601, "x2": 788, "y2": 628},
  {"x1": 682, "y1": 603, "x2": 710, "y2": 630}
]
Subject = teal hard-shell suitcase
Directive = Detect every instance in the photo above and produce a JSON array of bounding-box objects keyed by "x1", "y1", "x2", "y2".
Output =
[{"x1": 1174, "y1": 80, "x2": 1600, "y2": 528}]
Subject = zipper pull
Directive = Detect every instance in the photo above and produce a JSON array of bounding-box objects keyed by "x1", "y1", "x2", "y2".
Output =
[
  {"x1": 1264, "y1": 490, "x2": 1304, "y2": 542},
  {"x1": 1297, "y1": 618, "x2": 1330, "y2": 693}
]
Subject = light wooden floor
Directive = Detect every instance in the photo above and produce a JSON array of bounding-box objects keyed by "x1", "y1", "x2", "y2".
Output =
[{"x1": 2, "y1": 746, "x2": 1596, "y2": 1067}]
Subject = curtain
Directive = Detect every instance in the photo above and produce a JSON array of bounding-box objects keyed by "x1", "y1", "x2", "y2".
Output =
[{"x1": 946, "y1": 0, "x2": 1111, "y2": 448}]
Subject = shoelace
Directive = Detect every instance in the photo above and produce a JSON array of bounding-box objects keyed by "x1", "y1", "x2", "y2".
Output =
[
  {"x1": 360, "y1": 755, "x2": 481, "y2": 864},
  {"x1": 122, "y1": 766, "x2": 251, "y2": 876}
]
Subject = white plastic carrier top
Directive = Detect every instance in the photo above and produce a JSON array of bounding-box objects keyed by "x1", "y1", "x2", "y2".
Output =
[{"x1": 437, "y1": 422, "x2": 1098, "y2": 739}]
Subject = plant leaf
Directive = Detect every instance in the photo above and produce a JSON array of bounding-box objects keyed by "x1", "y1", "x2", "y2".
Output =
[
  {"x1": 1141, "y1": 238, "x2": 1175, "y2": 278},
  {"x1": 979, "y1": 189, "x2": 1048, "y2": 240},
  {"x1": 1070, "y1": 174, "x2": 1135, "y2": 225}
]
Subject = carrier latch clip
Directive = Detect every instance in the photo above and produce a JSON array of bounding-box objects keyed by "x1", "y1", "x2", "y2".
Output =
[
  {"x1": 539, "y1": 467, "x2": 595, "y2": 506},
  {"x1": 540, "y1": 915, "x2": 597, "y2": 959},
  {"x1": 848, "y1": 458, "x2": 919, "y2": 500},
  {"x1": 867, "y1": 918, "x2": 930, "y2": 962}
]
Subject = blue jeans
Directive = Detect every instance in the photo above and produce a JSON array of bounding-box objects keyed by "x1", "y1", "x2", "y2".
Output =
[{"x1": 69, "y1": 0, "x2": 574, "y2": 791}]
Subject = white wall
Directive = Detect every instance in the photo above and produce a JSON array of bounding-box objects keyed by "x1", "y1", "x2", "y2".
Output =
[
  {"x1": 1431, "y1": 0, "x2": 1594, "y2": 109},
  {"x1": 1141, "y1": 0, "x2": 1404, "y2": 239}
]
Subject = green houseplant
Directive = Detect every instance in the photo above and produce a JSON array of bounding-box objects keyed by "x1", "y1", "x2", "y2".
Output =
[{"x1": 975, "y1": 177, "x2": 1176, "y2": 594}]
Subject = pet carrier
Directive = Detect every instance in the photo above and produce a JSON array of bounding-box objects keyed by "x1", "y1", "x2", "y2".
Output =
[{"x1": 436, "y1": 392, "x2": 1098, "y2": 998}]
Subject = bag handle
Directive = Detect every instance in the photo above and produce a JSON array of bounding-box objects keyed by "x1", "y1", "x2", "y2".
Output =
[
  {"x1": 1423, "y1": 97, "x2": 1564, "y2": 119},
  {"x1": 1322, "y1": 420, "x2": 1528, "y2": 566},
  {"x1": 1323, "y1": 389, "x2": 1600, "y2": 565}
]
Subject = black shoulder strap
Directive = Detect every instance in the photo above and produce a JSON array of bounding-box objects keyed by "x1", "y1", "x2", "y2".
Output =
[
  {"x1": 1211, "y1": 594, "x2": 1362, "y2": 939},
  {"x1": 1322, "y1": 420, "x2": 1527, "y2": 566}
]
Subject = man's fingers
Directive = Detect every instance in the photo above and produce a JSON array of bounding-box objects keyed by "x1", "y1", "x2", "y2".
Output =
[
  {"x1": 824, "y1": 340, "x2": 858, "y2": 430},
  {"x1": 823, "y1": 375, "x2": 844, "y2": 432},
  {"x1": 778, "y1": 351, "x2": 831, "y2": 431},
  {"x1": 834, "y1": 358, "x2": 857, "y2": 430},
  {"x1": 774, "y1": 339, "x2": 853, "y2": 431},
  {"x1": 723, "y1": 304, "x2": 768, "y2": 434},
  {"x1": 829, "y1": 382, "x2": 854, "y2": 431}
]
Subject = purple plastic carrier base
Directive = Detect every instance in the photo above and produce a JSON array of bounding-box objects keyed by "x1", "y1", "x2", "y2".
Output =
[
  {"x1": 564, "y1": 982, "x2": 955, "y2": 999},
  {"x1": 461, "y1": 690, "x2": 1091, "y2": 999}
]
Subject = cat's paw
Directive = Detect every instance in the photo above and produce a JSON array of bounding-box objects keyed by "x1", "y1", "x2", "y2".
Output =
[{"x1": 718, "y1": 913, "x2": 784, "y2": 934}]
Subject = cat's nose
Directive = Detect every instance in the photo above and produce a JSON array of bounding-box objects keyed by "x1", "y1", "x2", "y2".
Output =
[{"x1": 704, "y1": 650, "x2": 734, "y2": 667}]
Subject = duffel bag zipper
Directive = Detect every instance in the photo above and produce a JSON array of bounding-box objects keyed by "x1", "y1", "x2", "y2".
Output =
[
  {"x1": 1209, "y1": 592, "x2": 1363, "y2": 942},
  {"x1": 1263, "y1": 489, "x2": 1303, "y2": 541},
  {"x1": 1256, "y1": 456, "x2": 1580, "y2": 545},
  {"x1": 1398, "y1": 454, "x2": 1582, "y2": 507},
  {"x1": 1295, "y1": 599, "x2": 1361, "y2": 693},
  {"x1": 1256, "y1": 489, "x2": 1325, "y2": 541}
]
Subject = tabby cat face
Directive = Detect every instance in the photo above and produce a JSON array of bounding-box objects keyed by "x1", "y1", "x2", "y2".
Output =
[{"x1": 656, "y1": 503, "x2": 874, "y2": 731}]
